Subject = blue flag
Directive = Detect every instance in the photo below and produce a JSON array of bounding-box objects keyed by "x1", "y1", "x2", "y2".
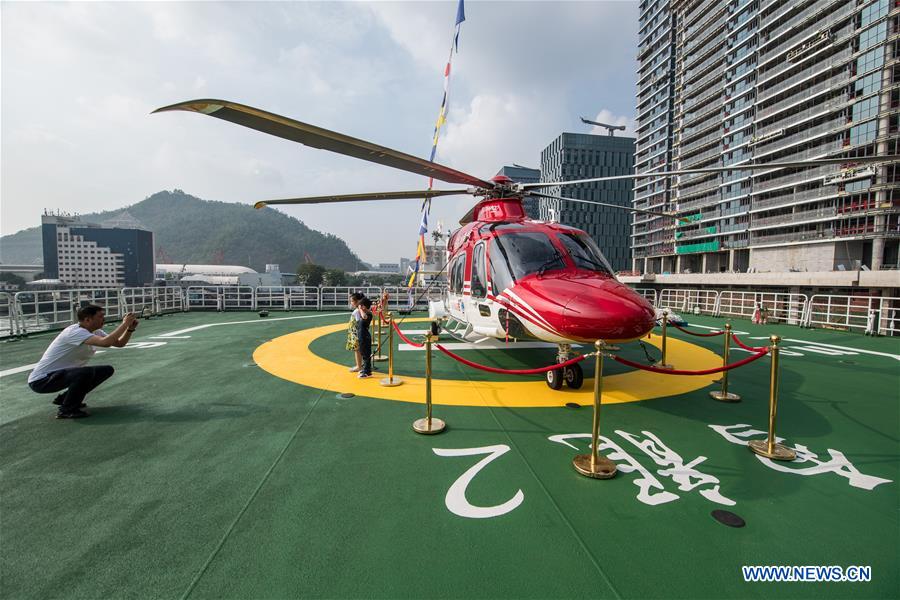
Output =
[{"x1": 454, "y1": 0, "x2": 465, "y2": 51}]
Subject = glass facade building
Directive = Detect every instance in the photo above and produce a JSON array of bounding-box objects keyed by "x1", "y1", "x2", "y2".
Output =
[
  {"x1": 539, "y1": 133, "x2": 636, "y2": 272},
  {"x1": 41, "y1": 214, "x2": 155, "y2": 287},
  {"x1": 634, "y1": 0, "x2": 899, "y2": 274}
]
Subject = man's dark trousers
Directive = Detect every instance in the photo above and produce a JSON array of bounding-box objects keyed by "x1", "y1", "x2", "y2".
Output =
[{"x1": 29, "y1": 366, "x2": 115, "y2": 412}]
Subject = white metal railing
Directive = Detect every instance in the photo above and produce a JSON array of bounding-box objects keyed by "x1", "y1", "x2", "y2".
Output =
[
  {"x1": 658, "y1": 288, "x2": 719, "y2": 315},
  {"x1": 0, "y1": 292, "x2": 19, "y2": 337},
  {"x1": 805, "y1": 295, "x2": 900, "y2": 335},
  {"x1": 634, "y1": 288, "x2": 658, "y2": 306},
  {"x1": 185, "y1": 287, "x2": 224, "y2": 311},
  {"x1": 183, "y1": 286, "x2": 255, "y2": 311},
  {"x1": 122, "y1": 288, "x2": 156, "y2": 315},
  {"x1": 156, "y1": 287, "x2": 184, "y2": 313},
  {"x1": 13, "y1": 290, "x2": 79, "y2": 333},
  {"x1": 718, "y1": 292, "x2": 808, "y2": 325},
  {"x1": 319, "y1": 286, "x2": 384, "y2": 310},
  {"x1": 255, "y1": 286, "x2": 319, "y2": 311},
  {"x1": 6, "y1": 286, "x2": 898, "y2": 338}
]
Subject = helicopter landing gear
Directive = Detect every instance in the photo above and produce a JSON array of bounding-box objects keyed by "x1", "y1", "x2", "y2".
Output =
[
  {"x1": 563, "y1": 363, "x2": 583, "y2": 389},
  {"x1": 546, "y1": 368, "x2": 564, "y2": 390},
  {"x1": 545, "y1": 343, "x2": 582, "y2": 390}
]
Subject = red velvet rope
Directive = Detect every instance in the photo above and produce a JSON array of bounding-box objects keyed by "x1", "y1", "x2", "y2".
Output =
[
  {"x1": 612, "y1": 348, "x2": 769, "y2": 376},
  {"x1": 671, "y1": 323, "x2": 725, "y2": 337},
  {"x1": 731, "y1": 333, "x2": 768, "y2": 352},
  {"x1": 391, "y1": 319, "x2": 425, "y2": 348},
  {"x1": 436, "y1": 345, "x2": 589, "y2": 375}
]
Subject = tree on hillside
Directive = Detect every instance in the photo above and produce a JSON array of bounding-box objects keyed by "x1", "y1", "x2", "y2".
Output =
[{"x1": 297, "y1": 263, "x2": 326, "y2": 287}]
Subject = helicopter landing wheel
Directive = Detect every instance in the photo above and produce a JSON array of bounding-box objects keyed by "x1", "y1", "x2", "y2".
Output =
[
  {"x1": 563, "y1": 363, "x2": 583, "y2": 390},
  {"x1": 546, "y1": 367, "x2": 564, "y2": 390}
]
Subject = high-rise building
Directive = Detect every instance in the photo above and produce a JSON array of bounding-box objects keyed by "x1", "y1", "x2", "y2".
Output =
[
  {"x1": 633, "y1": 0, "x2": 899, "y2": 274},
  {"x1": 41, "y1": 212, "x2": 155, "y2": 287},
  {"x1": 539, "y1": 133, "x2": 636, "y2": 271},
  {"x1": 495, "y1": 164, "x2": 541, "y2": 218}
]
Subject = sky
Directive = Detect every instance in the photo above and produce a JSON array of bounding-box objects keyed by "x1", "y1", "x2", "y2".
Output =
[{"x1": 1, "y1": 1, "x2": 639, "y2": 265}]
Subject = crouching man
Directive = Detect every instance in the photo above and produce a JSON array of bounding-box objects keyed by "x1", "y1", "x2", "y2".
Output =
[{"x1": 27, "y1": 305, "x2": 138, "y2": 419}]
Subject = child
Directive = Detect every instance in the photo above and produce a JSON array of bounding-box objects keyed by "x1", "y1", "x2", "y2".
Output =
[
  {"x1": 356, "y1": 297, "x2": 373, "y2": 378},
  {"x1": 346, "y1": 292, "x2": 365, "y2": 372}
]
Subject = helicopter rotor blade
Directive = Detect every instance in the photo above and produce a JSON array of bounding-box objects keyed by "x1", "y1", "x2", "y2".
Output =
[
  {"x1": 253, "y1": 188, "x2": 473, "y2": 209},
  {"x1": 153, "y1": 99, "x2": 494, "y2": 189},
  {"x1": 521, "y1": 155, "x2": 900, "y2": 190},
  {"x1": 525, "y1": 191, "x2": 688, "y2": 223}
]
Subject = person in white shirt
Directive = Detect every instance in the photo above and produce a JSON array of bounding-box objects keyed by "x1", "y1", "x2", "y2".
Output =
[{"x1": 28, "y1": 305, "x2": 138, "y2": 419}]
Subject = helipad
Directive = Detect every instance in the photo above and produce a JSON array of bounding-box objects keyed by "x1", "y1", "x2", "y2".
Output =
[{"x1": 1, "y1": 311, "x2": 897, "y2": 598}]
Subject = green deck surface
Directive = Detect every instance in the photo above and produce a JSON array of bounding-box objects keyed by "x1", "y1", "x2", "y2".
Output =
[{"x1": 1, "y1": 311, "x2": 897, "y2": 599}]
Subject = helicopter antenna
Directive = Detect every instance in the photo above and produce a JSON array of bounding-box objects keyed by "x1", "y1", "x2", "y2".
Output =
[{"x1": 580, "y1": 117, "x2": 626, "y2": 136}]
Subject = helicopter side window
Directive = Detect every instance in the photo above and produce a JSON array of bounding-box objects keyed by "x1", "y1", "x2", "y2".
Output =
[
  {"x1": 491, "y1": 232, "x2": 566, "y2": 281},
  {"x1": 449, "y1": 256, "x2": 464, "y2": 294},
  {"x1": 471, "y1": 243, "x2": 486, "y2": 298},
  {"x1": 558, "y1": 232, "x2": 614, "y2": 276}
]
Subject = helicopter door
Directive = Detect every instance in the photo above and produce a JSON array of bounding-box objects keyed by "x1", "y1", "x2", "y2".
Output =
[
  {"x1": 466, "y1": 242, "x2": 494, "y2": 329},
  {"x1": 447, "y1": 253, "x2": 466, "y2": 321}
]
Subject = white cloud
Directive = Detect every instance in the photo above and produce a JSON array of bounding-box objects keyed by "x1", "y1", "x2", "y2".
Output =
[{"x1": 1, "y1": 1, "x2": 639, "y2": 265}]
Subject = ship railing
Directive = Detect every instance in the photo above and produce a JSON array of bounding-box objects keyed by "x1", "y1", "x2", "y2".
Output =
[
  {"x1": 658, "y1": 288, "x2": 719, "y2": 315},
  {"x1": 15, "y1": 289, "x2": 67, "y2": 333},
  {"x1": 255, "y1": 286, "x2": 319, "y2": 311},
  {"x1": 122, "y1": 288, "x2": 156, "y2": 315},
  {"x1": 381, "y1": 286, "x2": 444, "y2": 312},
  {"x1": 718, "y1": 291, "x2": 808, "y2": 325},
  {"x1": 185, "y1": 286, "x2": 254, "y2": 311},
  {"x1": 633, "y1": 287, "x2": 658, "y2": 306},
  {"x1": 804, "y1": 294, "x2": 900, "y2": 335},
  {"x1": 318, "y1": 286, "x2": 384, "y2": 310},
  {"x1": 122, "y1": 287, "x2": 185, "y2": 315},
  {"x1": 0, "y1": 292, "x2": 20, "y2": 337},
  {"x1": 156, "y1": 287, "x2": 185, "y2": 313},
  {"x1": 6, "y1": 286, "x2": 899, "y2": 338}
]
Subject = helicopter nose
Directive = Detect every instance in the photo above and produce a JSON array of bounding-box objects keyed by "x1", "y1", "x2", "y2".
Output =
[{"x1": 560, "y1": 283, "x2": 656, "y2": 343}]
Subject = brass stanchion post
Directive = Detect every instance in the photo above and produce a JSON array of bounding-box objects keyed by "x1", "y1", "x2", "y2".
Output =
[
  {"x1": 374, "y1": 308, "x2": 387, "y2": 361},
  {"x1": 573, "y1": 341, "x2": 617, "y2": 479},
  {"x1": 748, "y1": 335, "x2": 795, "y2": 461},
  {"x1": 710, "y1": 322, "x2": 741, "y2": 402},
  {"x1": 380, "y1": 312, "x2": 403, "y2": 387},
  {"x1": 654, "y1": 309, "x2": 674, "y2": 369},
  {"x1": 413, "y1": 323, "x2": 445, "y2": 434}
]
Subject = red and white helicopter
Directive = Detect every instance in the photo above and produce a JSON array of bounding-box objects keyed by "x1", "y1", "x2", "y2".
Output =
[{"x1": 155, "y1": 99, "x2": 898, "y2": 389}]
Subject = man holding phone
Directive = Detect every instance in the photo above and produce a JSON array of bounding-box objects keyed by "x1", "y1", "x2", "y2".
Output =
[{"x1": 28, "y1": 305, "x2": 139, "y2": 419}]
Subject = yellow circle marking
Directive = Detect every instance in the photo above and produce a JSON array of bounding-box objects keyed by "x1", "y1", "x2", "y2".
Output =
[{"x1": 253, "y1": 318, "x2": 721, "y2": 408}]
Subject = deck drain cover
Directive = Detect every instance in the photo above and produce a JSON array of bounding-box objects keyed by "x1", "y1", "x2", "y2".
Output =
[
  {"x1": 711, "y1": 510, "x2": 745, "y2": 528},
  {"x1": 337, "y1": 393, "x2": 355, "y2": 399},
  {"x1": 565, "y1": 402, "x2": 581, "y2": 409}
]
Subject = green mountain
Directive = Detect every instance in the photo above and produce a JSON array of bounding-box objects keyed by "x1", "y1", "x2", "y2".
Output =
[{"x1": 0, "y1": 190, "x2": 363, "y2": 272}]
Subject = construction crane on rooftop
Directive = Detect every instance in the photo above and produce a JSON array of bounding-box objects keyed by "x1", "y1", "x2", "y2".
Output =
[{"x1": 580, "y1": 116, "x2": 626, "y2": 136}]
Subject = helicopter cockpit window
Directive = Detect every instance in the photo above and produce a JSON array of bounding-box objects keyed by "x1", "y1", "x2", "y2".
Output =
[
  {"x1": 491, "y1": 232, "x2": 566, "y2": 282},
  {"x1": 489, "y1": 241, "x2": 513, "y2": 294},
  {"x1": 471, "y1": 243, "x2": 487, "y2": 298},
  {"x1": 558, "y1": 232, "x2": 614, "y2": 276}
]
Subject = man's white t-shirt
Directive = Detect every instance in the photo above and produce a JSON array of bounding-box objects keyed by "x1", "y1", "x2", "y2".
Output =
[{"x1": 27, "y1": 324, "x2": 107, "y2": 383}]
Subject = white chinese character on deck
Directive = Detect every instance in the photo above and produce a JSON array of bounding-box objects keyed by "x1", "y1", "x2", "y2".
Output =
[
  {"x1": 709, "y1": 424, "x2": 893, "y2": 491},
  {"x1": 548, "y1": 433, "x2": 679, "y2": 507},
  {"x1": 615, "y1": 430, "x2": 735, "y2": 506}
]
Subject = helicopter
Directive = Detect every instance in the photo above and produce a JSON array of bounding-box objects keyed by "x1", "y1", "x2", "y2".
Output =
[{"x1": 154, "y1": 99, "x2": 899, "y2": 390}]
